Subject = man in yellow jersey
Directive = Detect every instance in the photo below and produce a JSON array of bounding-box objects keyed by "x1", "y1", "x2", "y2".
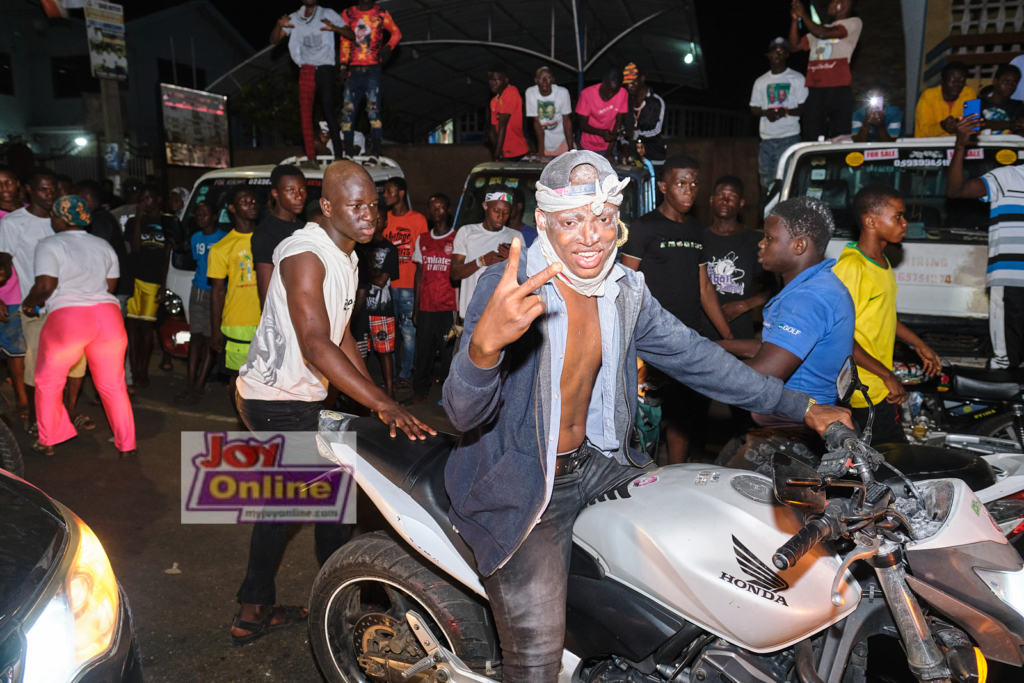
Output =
[
  {"x1": 833, "y1": 184, "x2": 942, "y2": 444},
  {"x1": 209, "y1": 186, "x2": 261, "y2": 405}
]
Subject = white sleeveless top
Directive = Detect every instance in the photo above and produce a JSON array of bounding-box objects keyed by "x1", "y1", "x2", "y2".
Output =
[{"x1": 237, "y1": 224, "x2": 358, "y2": 402}]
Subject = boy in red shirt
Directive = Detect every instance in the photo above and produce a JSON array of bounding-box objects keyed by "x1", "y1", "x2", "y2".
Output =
[
  {"x1": 324, "y1": 0, "x2": 401, "y2": 157},
  {"x1": 411, "y1": 193, "x2": 458, "y2": 403},
  {"x1": 488, "y1": 65, "x2": 529, "y2": 161},
  {"x1": 382, "y1": 177, "x2": 428, "y2": 386}
]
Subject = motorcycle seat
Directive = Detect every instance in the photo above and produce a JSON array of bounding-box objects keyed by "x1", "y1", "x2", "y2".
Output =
[
  {"x1": 952, "y1": 367, "x2": 1021, "y2": 401},
  {"x1": 346, "y1": 417, "x2": 478, "y2": 569}
]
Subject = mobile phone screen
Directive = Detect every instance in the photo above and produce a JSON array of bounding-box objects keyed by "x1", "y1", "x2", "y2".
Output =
[{"x1": 963, "y1": 99, "x2": 981, "y2": 118}]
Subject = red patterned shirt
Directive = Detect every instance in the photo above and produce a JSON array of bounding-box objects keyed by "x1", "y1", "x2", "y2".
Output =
[
  {"x1": 339, "y1": 5, "x2": 401, "y2": 67},
  {"x1": 412, "y1": 228, "x2": 458, "y2": 313}
]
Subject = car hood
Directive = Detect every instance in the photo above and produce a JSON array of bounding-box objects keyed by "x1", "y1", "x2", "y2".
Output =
[{"x1": 0, "y1": 472, "x2": 67, "y2": 630}]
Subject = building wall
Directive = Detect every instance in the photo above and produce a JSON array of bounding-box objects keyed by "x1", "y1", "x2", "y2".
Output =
[{"x1": 0, "y1": 0, "x2": 251, "y2": 159}]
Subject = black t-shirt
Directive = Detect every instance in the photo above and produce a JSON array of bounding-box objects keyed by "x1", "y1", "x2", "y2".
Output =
[
  {"x1": 130, "y1": 215, "x2": 175, "y2": 285},
  {"x1": 358, "y1": 238, "x2": 400, "y2": 317},
  {"x1": 700, "y1": 226, "x2": 765, "y2": 340},
  {"x1": 89, "y1": 208, "x2": 133, "y2": 295},
  {"x1": 981, "y1": 97, "x2": 1024, "y2": 130},
  {"x1": 252, "y1": 214, "x2": 301, "y2": 265},
  {"x1": 621, "y1": 209, "x2": 704, "y2": 329}
]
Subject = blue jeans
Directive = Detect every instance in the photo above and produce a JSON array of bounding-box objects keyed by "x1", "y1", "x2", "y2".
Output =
[
  {"x1": 342, "y1": 66, "x2": 382, "y2": 157},
  {"x1": 393, "y1": 288, "x2": 415, "y2": 379},
  {"x1": 482, "y1": 448, "x2": 637, "y2": 683},
  {"x1": 758, "y1": 134, "x2": 800, "y2": 191}
]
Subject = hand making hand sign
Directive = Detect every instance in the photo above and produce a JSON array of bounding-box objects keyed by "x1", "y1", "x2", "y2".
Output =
[{"x1": 468, "y1": 238, "x2": 562, "y2": 369}]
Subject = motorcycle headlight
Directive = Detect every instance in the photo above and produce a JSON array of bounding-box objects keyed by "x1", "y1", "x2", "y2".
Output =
[
  {"x1": 23, "y1": 515, "x2": 120, "y2": 682},
  {"x1": 163, "y1": 289, "x2": 184, "y2": 317},
  {"x1": 976, "y1": 567, "x2": 1024, "y2": 620}
]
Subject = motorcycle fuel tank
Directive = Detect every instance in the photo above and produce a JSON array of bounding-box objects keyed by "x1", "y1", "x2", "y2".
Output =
[{"x1": 573, "y1": 464, "x2": 860, "y2": 653}]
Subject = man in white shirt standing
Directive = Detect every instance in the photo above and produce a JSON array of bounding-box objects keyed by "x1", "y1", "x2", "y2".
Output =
[
  {"x1": 525, "y1": 67, "x2": 574, "y2": 156},
  {"x1": 450, "y1": 191, "x2": 523, "y2": 320},
  {"x1": 230, "y1": 160, "x2": 434, "y2": 645},
  {"x1": 271, "y1": 0, "x2": 345, "y2": 161},
  {"x1": 0, "y1": 168, "x2": 87, "y2": 433},
  {"x1": 750, "y1": 37, "x2": 808, "y2": 193}
]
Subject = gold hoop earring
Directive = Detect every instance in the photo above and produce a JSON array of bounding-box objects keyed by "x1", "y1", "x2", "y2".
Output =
[{"x1": 615, "y1": 219, "x2": 629, "y2": 248}]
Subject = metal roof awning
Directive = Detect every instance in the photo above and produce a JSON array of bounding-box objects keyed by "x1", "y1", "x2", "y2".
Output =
[{"x1": 208, "y1": 0, "x2": 706, "y2": 140}]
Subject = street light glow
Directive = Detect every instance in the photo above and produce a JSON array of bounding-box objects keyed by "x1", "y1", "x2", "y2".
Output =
[
  {"x1": 684, "y1": 53, "x2": 694, "y2": 65},
  {"x1": 75, "y1": 137, "x2": 88, "y2": 147}
]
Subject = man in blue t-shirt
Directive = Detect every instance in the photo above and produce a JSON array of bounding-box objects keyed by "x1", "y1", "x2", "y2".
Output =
[
  {"x1": 852, "y1": 101, "x2": 904, "y2": 142},
  {"x1": 718, "y1": 196, "x2": 855, "y2": 426},
  {"x1": 178, "y1": 199, "x2": 226, "y2": 403}
]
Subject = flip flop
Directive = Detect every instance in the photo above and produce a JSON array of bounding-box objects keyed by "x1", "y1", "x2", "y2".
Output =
[
  {"x1": 31, "y1": 440, "x2": 54, "y2": 456},
  {"x1": 231, "y1": 605, "x2": 307, "y2": 645},
  {"x1": 73, "y1": 415, "x2": 96, "y2": 431}
]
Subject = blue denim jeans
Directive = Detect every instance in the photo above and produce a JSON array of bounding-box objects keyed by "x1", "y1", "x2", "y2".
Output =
[
  {"x1": 758, "y1": 134, "x2": 801, "y2": 191},
  {"x1": 482, "y1": 449, "x2": 638, "y2": 683},
  {"x1": 342, "y1": 65, "x2": 382, "y2": 157},
  {"x1": 392, "y1": 287, "x2": 415, "y2": 379}
]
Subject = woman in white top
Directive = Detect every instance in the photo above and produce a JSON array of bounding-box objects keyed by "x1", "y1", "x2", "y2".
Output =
[{"x1": 21, "y1": 195, "x2": 136, "y2": 457}]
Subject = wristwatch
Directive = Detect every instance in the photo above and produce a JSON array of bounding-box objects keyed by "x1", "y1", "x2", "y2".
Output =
[
  {"x1": 476, "y1": 257, "x2": 485, "y2": 268},
  {"x1": 804, "y1": 397, "x2": 817, "y2": 417}
]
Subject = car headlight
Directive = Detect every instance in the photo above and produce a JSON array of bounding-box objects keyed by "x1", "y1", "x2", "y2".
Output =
[
  {"x1": 163, "y1": 289, "x2": 184, "y2": 317},
  {"x1": 23, "y1": 515, "x2": 119, "y2": 683},
  {"x1": 976, "y1": 566, "x2": 1024, "y2": 620}
]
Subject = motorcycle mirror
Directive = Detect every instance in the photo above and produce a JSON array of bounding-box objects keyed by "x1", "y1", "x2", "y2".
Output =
[
  {"x1": 836, "y1": 356, "x2": 860, "y2": 404},
  {"x1": 771, "y1": 452, "x2": 827, "y2": 514}
]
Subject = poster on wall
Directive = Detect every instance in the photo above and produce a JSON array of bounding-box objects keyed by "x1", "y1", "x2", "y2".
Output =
[
  {"x1": 84, "y1": 0, "x2": 127, "y2": 80},
  {"x1": 160, "y1": 84, "x2": 230, "y2": 168}
]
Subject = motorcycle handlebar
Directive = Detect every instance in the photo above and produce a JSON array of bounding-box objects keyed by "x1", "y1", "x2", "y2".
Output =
[
  {"x1": 773, "y1": 518, "x2": 833, "y2": 571},
  {"x1": 824, "y1": 422, "x2": 860, "y2": 451}
]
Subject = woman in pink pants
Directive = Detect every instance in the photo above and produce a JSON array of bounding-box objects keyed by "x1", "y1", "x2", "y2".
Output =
[{"x1": 22, "y1": 195, "x2": 136, "y2": 457}]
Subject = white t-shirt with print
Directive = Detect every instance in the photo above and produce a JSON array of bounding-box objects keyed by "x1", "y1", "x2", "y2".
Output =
[
  {"x1": 34, "y1": 231, "x2": 119, "y2": 312},
  {"x1": 525, "y1": 84, "x2": 574, "y2": 153},
  {"x1": 0, "y1": 208, "x2": 55, "y2": 300},
  {"x1": 282, "y1": 5, "x2": 344, "y2": 67},
  {"x1": 750, "y1": 68, "x2": 809, "y2": 140},
  {"x1": 238, "y1": 224, "x2": 358, "y2": 403},
  {"x1": 452, "y1": 224, "x2": 523, "y2": 319}
]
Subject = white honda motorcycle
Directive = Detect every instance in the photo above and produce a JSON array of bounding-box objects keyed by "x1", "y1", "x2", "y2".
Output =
[{"x1": 311, "y1": 358, "x2": 1024, "y2": 683}]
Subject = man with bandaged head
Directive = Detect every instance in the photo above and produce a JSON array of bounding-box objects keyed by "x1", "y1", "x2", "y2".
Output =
[{"x1": 442, "y1": 150, "x2": 854, "y2": 683}]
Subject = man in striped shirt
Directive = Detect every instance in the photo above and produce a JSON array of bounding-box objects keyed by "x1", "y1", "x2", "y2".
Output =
[{"x1": 949, "y1": 115, "x2": 1024, "y2": 368}]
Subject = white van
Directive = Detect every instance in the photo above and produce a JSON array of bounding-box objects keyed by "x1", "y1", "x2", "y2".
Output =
[
  {"x1": 773, "y1": 136, "x2": 1024, "y2": 356},
  {"x1": 167, "y1": 156, "x2": 405, "y2": 323}
]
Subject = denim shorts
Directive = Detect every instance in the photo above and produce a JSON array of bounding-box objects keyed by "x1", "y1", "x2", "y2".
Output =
[{"x1": 0, "y1": 305, "x2": 26, "y2": 358}]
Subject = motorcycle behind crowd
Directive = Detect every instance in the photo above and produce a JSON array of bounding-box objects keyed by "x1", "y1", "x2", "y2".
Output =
[{"x1": 307, "y1": 357, "x2": 1024, "y2": 683}]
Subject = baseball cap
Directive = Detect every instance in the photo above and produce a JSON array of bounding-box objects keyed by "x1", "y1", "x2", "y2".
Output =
[
  {"x1": 538, "y1": 150, "x2": 618, "y2": 197},
  {"x1": 767, "y1": 37, "x2": 790, "y2": 52}
]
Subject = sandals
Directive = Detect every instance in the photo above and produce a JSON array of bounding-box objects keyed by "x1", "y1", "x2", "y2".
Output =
[
  {"x1": 231, "y1": 605, "x2": 307, "y2": 645},
  {"x1": 73, "y1": 415, "x2": 96, "y2": 431},
  {"x1": 31, "y1": 440, "x2": 54, "y2": 456},
  {"x1": 119, "y1": 449, "x2": 138, "y2": 460}
]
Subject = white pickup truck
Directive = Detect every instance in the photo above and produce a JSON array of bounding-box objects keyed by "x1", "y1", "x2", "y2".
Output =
[{"x1": 772, "y1": 136, "x2": 1024, "y2": 356}]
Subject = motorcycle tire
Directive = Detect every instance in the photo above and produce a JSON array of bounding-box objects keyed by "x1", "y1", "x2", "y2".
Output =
[
  {"x1": 0, "y1": 417, "x2": 24, "y2": 478},
  {"x1": 309, "y1": 531, "x2": 501, "y2": 683},
  {"x1": 973, "y1": 412, "x2": 1022, "y2": 445}
]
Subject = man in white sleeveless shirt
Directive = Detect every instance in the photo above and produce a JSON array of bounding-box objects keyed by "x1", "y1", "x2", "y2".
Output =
[{"x1": 230, "y1": 160, "x2": 434, "y2": 644}]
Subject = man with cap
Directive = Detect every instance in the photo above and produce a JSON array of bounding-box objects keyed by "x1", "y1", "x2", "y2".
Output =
[
  {"x1": 750, "y1": 37, "x2": 808, "y2": 192},
  {"x1": 442, "y1": 149, "x2": 853, "y2": 683},
  {"x1": 623, "y1": 62, "x2": 666, "y2": 161},
  {"x1": 449, "y1": 190, "x2": 522, "y2": 321}
]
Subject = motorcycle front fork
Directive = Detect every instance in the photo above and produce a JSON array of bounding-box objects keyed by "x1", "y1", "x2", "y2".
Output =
[{"x1": 873, "y1": 550, "x2": 951, "y2": 682}]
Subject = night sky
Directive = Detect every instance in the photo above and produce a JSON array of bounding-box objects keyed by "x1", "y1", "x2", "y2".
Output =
[{"x1": 121, "y1": 0, "x2": 807, "y2": 111}]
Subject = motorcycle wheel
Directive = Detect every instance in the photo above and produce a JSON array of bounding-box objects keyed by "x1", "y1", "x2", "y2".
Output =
[
  {"x1": 309, "y1": 531, "x2": 500, "y2": 683},
  {"x1": 0, "y1": 417, "x2": 24, "y2": 478},
  {"x1": 973, "y1": 413, "x2": 1021, "y2": 445}
]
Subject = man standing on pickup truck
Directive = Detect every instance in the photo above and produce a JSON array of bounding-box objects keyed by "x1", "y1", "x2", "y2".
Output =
[
  {"x1": 443, "y1": 149, "x2": 852, "y2": 683},
  {"x1": 271, "y1": 0, "x2": 345, "y2": 161},
  {"x1": 788, "y1": 0, "x2": 862, "y2": 141},
  {"x1": 948, "y1": 115, "x2": 1024, "y2": 369},
  {"x1": 750, "y1": 37, "x2": 807, "y2": 191},
  {"x1": 488, "y1": 66, "x2": 530, "y2": 161}
]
